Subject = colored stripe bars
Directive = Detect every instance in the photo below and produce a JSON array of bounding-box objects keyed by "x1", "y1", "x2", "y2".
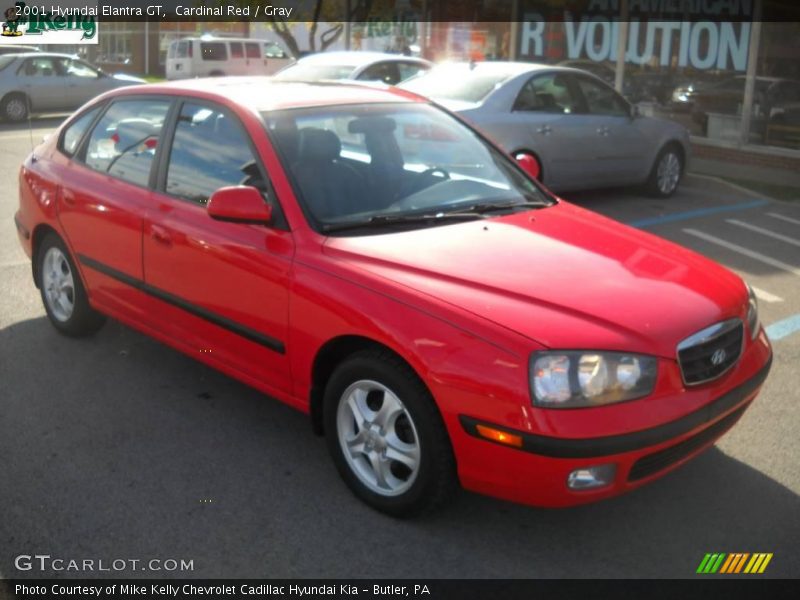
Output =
[{"x1": 697, "y1": 553, "x2": 773, "y2": 574}]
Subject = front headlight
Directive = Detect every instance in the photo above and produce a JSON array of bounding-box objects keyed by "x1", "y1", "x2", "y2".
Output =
[
  {"x1": 530, "y1": 351, "x2": 657, "y2": 408},
  {"x1": 746, "y1": 284, "x2": 760, "y2": 340}
]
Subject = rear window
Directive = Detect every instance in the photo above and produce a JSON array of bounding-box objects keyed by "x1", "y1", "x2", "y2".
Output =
[
  {"x1": 82, "y1": 99, "x2": 171, "y2": 188},
  {"x1": 402, "y1": 69, "x2": 512, "y2": 103},
  {"x1": 200, "y1": 42, "x2": 227, "y2": 61}
]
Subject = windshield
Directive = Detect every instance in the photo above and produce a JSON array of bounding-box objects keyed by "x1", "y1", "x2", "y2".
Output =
[
  {"x1": 264, "y1": 103, "x2": 551, "y2": 233},
  {"x1": 273, "y1": 63, "x2": 357, "y2": 81},
  {"x1": 0, "y1": 55, "x2": 15, "y2": 72},
  {"x1": 400, "y1": 68, "x2": 511, "y2": 103}
]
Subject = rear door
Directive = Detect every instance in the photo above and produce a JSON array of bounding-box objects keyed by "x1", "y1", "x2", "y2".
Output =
[
  {"x1": 56, "y1": 97, "x2": 172, "y2": 321},
  {"x1": 144, "y1": 100, "x2": 294, "y2": 390},
  {"x1": 16, "y1": 56, "x2": 67, "y2": 111},
  {"x1": 61, "y1": 58, "x2": 109, "y2": 106}
]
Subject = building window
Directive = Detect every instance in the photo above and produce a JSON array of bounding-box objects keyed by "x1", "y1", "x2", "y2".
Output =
[{"x1": 98, "y1": 22, "x2": 134, "y2": 65}]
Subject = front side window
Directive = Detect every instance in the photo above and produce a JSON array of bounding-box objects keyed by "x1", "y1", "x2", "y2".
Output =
[
  {"x1": 514, "y1": 73, "x2": 580, "y2": 113},
  {"x1": 61, "y1": 106, "x2": 101, "y2": 157},
  {"x1": 82, "y1": 99, "x2": 171, "y2": 187},
  {"x1": 201, "y1": 42, "x2": 227, "y2": 61},
  {"x1": 265, "y1": 103, "x2": 551, "y2": 232},
  {"x1": 264, "y1": 43, "x2": 286, "y2": 59},
  {"x1": 65, "y1": 59, "x2": 99, "y2": 79},
  {"x1": 165, "y1": 103, "x2": 267, "y2": 205},
  {"x1": 396, "y1": 62, "x2": 429, "y2": 82},
  {"x1": 574, "y1": 76, "x2": 629, "y2": 117}
]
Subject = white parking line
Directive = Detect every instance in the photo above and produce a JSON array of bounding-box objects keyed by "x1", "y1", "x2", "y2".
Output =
[
  {"x1": 726, "y1": 219, "x2": 800, "y2": 248},
  {"x1": 767, "y1": 212, "x2": 800, "y2": 227},
  {"x1": 683, "y1": 229, "x2": 800, "y2": 277},
  {"x1": 751, "y1": 287, "x2": 784, "y2": 303}
]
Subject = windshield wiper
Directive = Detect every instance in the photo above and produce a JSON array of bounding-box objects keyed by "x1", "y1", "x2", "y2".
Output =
[
  {"x1": 321, "y1": 211, "x2": 487, "y2": 234},
  {"x1": 458, "y1": 200, "x2": 551, "y2": 214}
]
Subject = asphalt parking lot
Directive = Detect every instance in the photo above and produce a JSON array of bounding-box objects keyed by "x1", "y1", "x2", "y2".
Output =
[{"x1": 1, "y1": 117, "x2": 798, "y2": 579}]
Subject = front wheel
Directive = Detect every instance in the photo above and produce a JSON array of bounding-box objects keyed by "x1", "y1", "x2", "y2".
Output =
[
  {"x1": 37, "y1": 233, "x2": 105, "y2": 336},
  {"x1": 645, "y1": 145, "x2": 683, "y2": 198},
  {"x1": 323, "y1": 349, "x2": 457, "y2": 517}
]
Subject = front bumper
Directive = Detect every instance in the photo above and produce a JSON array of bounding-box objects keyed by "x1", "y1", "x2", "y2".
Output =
[{"x1": 450, "y1": 342, "x2": 772, "y2": 508}]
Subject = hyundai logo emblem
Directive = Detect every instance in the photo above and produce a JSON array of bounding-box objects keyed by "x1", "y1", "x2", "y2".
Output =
[{"x1": 710, "y1": 349, "x2": 727, "y2": 366}]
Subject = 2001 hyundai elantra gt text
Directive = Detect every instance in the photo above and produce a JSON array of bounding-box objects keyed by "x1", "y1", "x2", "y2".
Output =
[{"x1": 14, "y1": 78, "x2": 772, "y2": 516}]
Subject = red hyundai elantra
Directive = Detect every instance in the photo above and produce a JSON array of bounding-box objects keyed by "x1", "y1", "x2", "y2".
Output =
[{"x1": 14, "y1": 78, "x2": 772, "y2": 516}]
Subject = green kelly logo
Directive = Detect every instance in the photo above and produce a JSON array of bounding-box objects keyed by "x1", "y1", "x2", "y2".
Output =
[{"x1": 2, "y1": 2, "x2": 96, "y2": 40}]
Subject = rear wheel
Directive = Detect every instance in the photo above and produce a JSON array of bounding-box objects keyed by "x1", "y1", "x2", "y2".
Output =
[
  {"x1": 645, "y1": 145, "x2": 683, "y2": 197},
  {"x1": 323, "y1": 349, "x2": 457, "y2": 517},
  {"x1": 37, "y1": 233, "x2": 105, "y2": 336},
  {"x1": 2, "y1": 93, "x2": 29, "y2": 122}
]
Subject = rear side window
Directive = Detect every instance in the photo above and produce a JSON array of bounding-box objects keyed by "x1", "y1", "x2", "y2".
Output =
[
  {"x1": 165, "y1": 103, "x2": 268, "y2": 205},
  {"x1": 230, "y1": 42, "x2": 244, "y2": 59},
  {"x1": 358, "y1": 62, "x2": 401, "y2": 85},
  {"x1": 514, "y1": 73, "x2": 580, "y2": 114},
  {"x1": 60, "y1": 106, "x2": 101, "y2": 157},
  {"x1": 201, "y1": 42, "x2": 227, "y2": 61},
  {"x1": 245, "y1": 42, "x2": 260, "y2": 59},
  {"x1": 82, "y1": 99, "x2": 171, "y2": 187}
]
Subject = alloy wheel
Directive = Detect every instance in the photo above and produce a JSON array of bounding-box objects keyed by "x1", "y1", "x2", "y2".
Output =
[
  {"x1": 42, "y1": 247, "x2": 75, "y2": 322},
  {"x1": 336, "y1": 379, "x2": 421, "y2": 497}
]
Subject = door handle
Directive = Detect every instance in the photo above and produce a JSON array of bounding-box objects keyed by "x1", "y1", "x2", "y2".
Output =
[
  {"x1": 536, "y1": 125, "x2": 552, "y2": 135},
  {"x1": 61, "y1": 188, "x2": 76, "y2": 206},
  {"x1": 150, "y1": 225, "x2": 172, "y2": 246}
]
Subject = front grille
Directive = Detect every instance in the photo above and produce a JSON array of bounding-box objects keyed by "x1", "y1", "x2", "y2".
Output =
[
  {"x1": 677, "y1": 319, "x2": 743, "y2": 385},
  {"x1": 628, "y1": 403, "x2": 748, "y2": 482}
]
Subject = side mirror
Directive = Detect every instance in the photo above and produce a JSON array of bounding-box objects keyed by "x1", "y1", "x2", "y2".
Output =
[{"x1": 207, "y1": 186, "x2": 272, "y2": 225}]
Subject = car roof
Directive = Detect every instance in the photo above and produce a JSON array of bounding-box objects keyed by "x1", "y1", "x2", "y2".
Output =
[
  {"x1": 3, "y1": 52, "x2": 78, "y2": 59},
  {"x1": 130, "y1": 77, "x2": 423, "y2": 112},
  {"x1": 426, "y1": 61, "x2": 562, "y2": 78},
  {"x1": 296, "y1": 51, "x2": 428, "y2": 67}
]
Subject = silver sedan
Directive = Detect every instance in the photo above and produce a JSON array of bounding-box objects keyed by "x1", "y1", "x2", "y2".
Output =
[
  {"x1": 273, "y1": 51, "x2": 431, "y2": 86},
  {"x1": 401, "y1": 62, "x2": 690, "y2": 197},
  {"x1": 0, "y1": 52, "x2": 144, "y2": 122}
]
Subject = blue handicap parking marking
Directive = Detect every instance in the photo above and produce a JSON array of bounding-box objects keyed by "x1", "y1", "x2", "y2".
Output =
[
  {"x1": 766, "y1": 315, "x2": 800, "y2": 342},
  {"x1": 627, "y1": 200, "x2": 769, "y2": 229}
]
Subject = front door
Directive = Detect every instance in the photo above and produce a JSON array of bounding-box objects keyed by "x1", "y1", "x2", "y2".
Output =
[
  {"x1": 144, "y1": 101, "x2": 294, "y2": 391},
  {"x1": 17, "y1": 56, "x2": 67, "y2": 111},
  {"x1": 571, "y1": 74, "x2": 650, "y2": 185}
]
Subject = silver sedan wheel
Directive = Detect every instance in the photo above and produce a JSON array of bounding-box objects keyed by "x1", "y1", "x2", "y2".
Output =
[
  {"x1": 336, "y1": 379, "x2": 421, "y2": 497},
  {"x1": 656, "y1": 151, "x2": 681, "y2": 195},
  {"x1": 42, "y1": 247, "x2": 75, "y2": 322},
  {"x1": 5, "y1": 98, "x2": 27, "y2": 121}
]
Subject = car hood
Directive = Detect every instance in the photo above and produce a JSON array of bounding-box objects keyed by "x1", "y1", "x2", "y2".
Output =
[
  {"x1": 323, "y1": 201, "x2": 746, "y2": 358},
  {"x1": 111, "y1": 73, "x2": 146, "y2": 83}
]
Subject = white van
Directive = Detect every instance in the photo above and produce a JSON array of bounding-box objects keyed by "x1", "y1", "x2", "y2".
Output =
[{"x1": 166, "y1": 37, "x2": 294, "y2": 80}]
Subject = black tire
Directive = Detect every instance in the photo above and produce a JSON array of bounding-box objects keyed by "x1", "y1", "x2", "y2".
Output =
[
  {"x1": 2, "y1": 93, "x2": 29, "y2": 122},
  {"x1": 37, "y1": 233, "x2": 105, "y2": 337},
  {"x1": 323, "y1": 349, "x2": 457, "y2": 517},
  {"x1": 644, "y1": 144, "x2": 683, "y2": 198}
]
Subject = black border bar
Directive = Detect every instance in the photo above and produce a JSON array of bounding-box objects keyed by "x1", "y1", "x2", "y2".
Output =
[
  {"x1": 78, "y1": 254, "x2": 286, "y2": 354},
  {"x1": 460, "y1": 352, "x2": 772, "y2": 458}
]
